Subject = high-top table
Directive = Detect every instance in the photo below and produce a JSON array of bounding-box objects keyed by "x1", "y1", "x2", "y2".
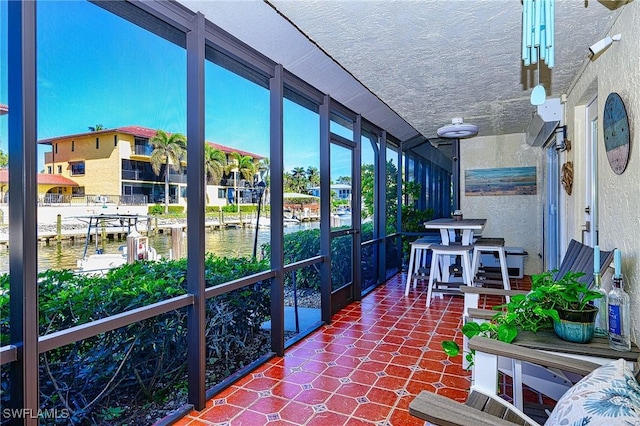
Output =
[
  {"x1": 423, "y1": 218, "x2": 487, "y2": 284},
  {"x1": 424, "y1": 218, "x2": 487, "y2": 246}
]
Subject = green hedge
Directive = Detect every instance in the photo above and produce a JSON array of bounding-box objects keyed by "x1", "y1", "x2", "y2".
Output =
[
  {"x1": 147, "y1": 205, "x2": 185, "y2": 215},
  {"x1": 261, "y1": 222, "x2": 375, "y2": 291},
  {"x1": 220, "y1": 205, "x2": 261, "y2": 213},
  {"x1": 0, "y1": 255, "x2": 270, "y2": 424}
]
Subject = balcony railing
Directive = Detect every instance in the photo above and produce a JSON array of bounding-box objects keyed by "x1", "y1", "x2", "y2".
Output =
[
  {"x1": 122, "y1": 169, "x2": 162, "y2": 182},
  {"x1": 134, "y1": 145, "x2": 153, "y2": 156},
  {"x1": 33, "y1": 193, "x2": 148, "y2": 206}
]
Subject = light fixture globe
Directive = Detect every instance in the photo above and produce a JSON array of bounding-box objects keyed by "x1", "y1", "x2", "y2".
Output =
[{"x1": 436, "y1": 117, "x2": 479, "y2": 139}]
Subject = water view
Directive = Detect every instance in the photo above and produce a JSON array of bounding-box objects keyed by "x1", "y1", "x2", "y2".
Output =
[{"x1": 0, "y1": 222, "x2": 320, "y2": 274}]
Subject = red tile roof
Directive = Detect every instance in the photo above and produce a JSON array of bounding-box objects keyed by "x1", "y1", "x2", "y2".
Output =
[
  {"x1": 0, "y1": 169, "x2": 78, "y2": 186},
  {"x1": 206, "y1": 142, "x2": 264, "y2": 159},
  {"x1": 37, "y1": 125, "x2": 264, "y2": 159}
]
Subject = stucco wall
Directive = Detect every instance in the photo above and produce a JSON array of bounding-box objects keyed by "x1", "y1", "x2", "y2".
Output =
[
  {"x1": 565, "y1": 2, "x2": 639, "y2": 345},
  {"x1": 460, "y1": 133, "x2": 544, "y2": 275}
]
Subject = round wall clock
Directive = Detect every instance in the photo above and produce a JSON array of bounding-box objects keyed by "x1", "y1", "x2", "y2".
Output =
[{"x1": 603, "y1": 92, "x2": 630, "y2": 174}]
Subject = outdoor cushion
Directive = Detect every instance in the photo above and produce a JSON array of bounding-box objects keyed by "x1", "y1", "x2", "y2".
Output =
[{"x1": 544, "y1": 358, "x2": 640, "y2": 425}]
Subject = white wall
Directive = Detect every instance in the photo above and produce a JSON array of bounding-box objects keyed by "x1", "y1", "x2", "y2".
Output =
[
  {"x1": 460, "y1": 133, "x2": 544, "y2": 275},
  {"x1": 565, "y1": 2, "x2": 640, "y2": 345}
]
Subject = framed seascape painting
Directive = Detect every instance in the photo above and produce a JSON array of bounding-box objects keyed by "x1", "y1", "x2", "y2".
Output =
[{"x1": 465, "y1": 166, "x2": 537, "y2": 196}]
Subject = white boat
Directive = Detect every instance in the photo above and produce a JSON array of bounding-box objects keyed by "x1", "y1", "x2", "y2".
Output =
[
  {"x1": 249, "y1": 216, "x2": 300, "y2": 228},
  {"x1": 75, "y1": 214, "x2": 159, "y2": 274}
]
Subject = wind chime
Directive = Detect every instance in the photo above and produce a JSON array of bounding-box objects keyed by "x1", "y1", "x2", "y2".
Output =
[{"x1": 522, "y1": 0, "x2": 554, "y2": 105}]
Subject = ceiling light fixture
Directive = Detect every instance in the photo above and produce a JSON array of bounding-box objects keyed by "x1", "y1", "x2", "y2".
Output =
[
  {"x1": 589, "y1": 34, "x2": 621, "y2": 57},
  {"x1": 437, "y1": 117, "x2": 479, "y2": 139}
]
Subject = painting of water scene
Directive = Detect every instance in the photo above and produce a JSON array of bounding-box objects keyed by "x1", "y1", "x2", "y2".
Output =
[{"x1": 465, "y1": 166, "x2": 537, "y2": 196}]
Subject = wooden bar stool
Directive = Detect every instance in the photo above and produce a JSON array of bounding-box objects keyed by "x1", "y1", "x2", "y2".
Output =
[
  {"x1": 426, "y1": 244, "x2": 473, "y2": 307},
  {"x1": 405, "y1": 238, "x2": 433, "y2": 296},
  {"x1": 471, "y1": 237, "x2": 511, "y2": 292}
]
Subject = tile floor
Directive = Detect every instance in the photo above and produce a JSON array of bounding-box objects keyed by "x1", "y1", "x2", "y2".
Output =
[{"x1": 173, "y1": 273, "x2": 532, "y2": 426}]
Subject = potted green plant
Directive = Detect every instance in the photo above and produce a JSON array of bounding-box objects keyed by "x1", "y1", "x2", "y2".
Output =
[
  {"x1": 532, "y1": 270, "x2": 603, "y2": 343},
  {"x1": 442, "y1": 270, "x2": 605, "y2": 364}
]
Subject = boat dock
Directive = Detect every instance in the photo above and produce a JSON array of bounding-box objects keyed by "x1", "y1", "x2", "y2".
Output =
[{"x1": 0, "y1": 212, "x2": 320, "y2": 248}]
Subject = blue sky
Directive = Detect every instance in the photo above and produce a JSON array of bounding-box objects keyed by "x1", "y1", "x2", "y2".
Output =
[{"x1": 0, "y1": 1, "x2": 363, "y2": 178}]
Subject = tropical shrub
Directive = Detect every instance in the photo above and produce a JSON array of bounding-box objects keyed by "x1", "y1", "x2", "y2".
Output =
[{"x1": 0, "y1": 255, "x2": 270, "y2": 425}]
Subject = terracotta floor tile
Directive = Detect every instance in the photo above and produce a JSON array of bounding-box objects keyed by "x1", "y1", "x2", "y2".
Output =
[
  {"x1": 343, "y1": 346, "x2": 373, "y2": 358},
  {"x1": 366, "y1": 386, "x2": 400, "y2": 406},
  {"x1": 335, "y1": 354, "x2": 362, "y2": 369},
  {"x1": 283, "y1": 370, "x2": 319, "y2": 386},
  {"x1": 366, "y1": 347, "x2": 395, "y2": 363},
  {"x1": 322, "y1": 364, "x2": 354, "y2": 379},
  {"x1": 410, "y1": 369, "x2": 441, "y2": 384},
  {"x1": 374, "y1": 374, "x2": 408, "y2": 391},
  {"x1": 358, "y1": 332, "x2": 387, "y2": 342},
  {"x1": 336, "y1": 381, "x2": 371, "y2": 398},
  {"x1": 389, "y1": 353, "x2": 420, "y2": 367},
  {"x1": 279, "y1": 400, "x2": 315, "y2": 424},
  {"x1": 325, "y1": 393, "x2": 359, "y2": 416},
  {"x1": 440, "y1": 372, "x2": 471, "y2": 390},
  {"x1": 242, "y1": 376, "x2": 280, "y2": 391},
  {"x1": 311, "y1": 374, "x2": 342, "y2": 392},
  {"x1": 310, "y1": 350, "x2": 341, "y2": 363},
  {"x1": 249, "y1": 395, "x2": 290, "y2": 414},
  {"x1": 436, "y1": 386, "x2": 470, "y2": 402},
  {"x1": 300, "y1": 359, "x2": 328, "y2": 374},
  {"x1": 198, "y1": 403, "x2": 242, "y2": 422},
  {"x1": 388, "y1": 407, "x2": 427, "y2": 426},
  {"x1": 231, "y1": 409, "x2": 268, "y2": 425},
  {"x1": 293, "y1": 387, "x2": 332, "y2": 405},
  {"x1": 271, "y1": 381, "x2": 303, "y2": 399},
  {"x1": 225, "y1": 388, "x2": 259, "y2": 408},
  {"x1": 352, "y1": 401, "x2": 393, "y2": 422},
  {"x1": 262, "y1": 364, "x2": 288, "y2": 380},
  {"x1": 358, "y1": 359, "x2": 388, "y2": 373},
  {"x1": 266, "y1": 420, "x2": 297, "y2": 426},
  {"x1": 172, "y1": 274, "x2": 535, "y2": 426},
  {"x1": 306, "y1": 411, "x2": 350, "y2": 426},
  {"x1": 396, "y1": 345, "x2": 424, "y2": 358},
  {"x1": 349, "y1": 369, "x2": 380, "y2": 386},
  {"x1": 384, "y1": 363, "x2": 413, "y2": 379},
  {"x1": 405, "y1": 380, "x2": 437, "y2": 396}
]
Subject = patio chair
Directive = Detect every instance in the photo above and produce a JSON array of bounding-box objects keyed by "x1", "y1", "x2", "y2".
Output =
[
  {"x1": 463, "y1": 239, "x2": 614, "y2": 322},
  {"x1": 459, "y1": 240, "x2": 616, "y2": 404},
  {"x1": 409, "y1": 336, "x2": 640, "y2": 426}
]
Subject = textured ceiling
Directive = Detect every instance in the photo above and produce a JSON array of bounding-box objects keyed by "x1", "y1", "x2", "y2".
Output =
[
  {"x1": 180, "y1": 0, "x2": 627, "y2": 143},
  {"x1": 267, "y1": 0, "x2": 625, "y2": 140}
]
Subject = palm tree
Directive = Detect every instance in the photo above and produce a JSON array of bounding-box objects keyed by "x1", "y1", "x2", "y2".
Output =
[
  {"x1": 204, "y1": 144, "x2": 226, "y2": 205},
  {"x1": 204, "y1": 144, "x2": 226, "y2": 185},
  {"x1": 291, "y1": 166, "x2": 307, "y2": 193},
  {"x1": 150, "y1": 129, "x2": 187, "y2": 213},
  {"x1": 88, "y1": 124, "x2": 104, "y2": 132},
  {"x1": 306, "y1": 166, "x2": 320, "y2": 188},
  {"x1": 225, "y1": 152, "x2": 256, "y2": 210}
]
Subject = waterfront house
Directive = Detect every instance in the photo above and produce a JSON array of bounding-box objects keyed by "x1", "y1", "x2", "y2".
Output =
[{"x1": 37, "y1": 125, "x2": 263, "y2": 208}]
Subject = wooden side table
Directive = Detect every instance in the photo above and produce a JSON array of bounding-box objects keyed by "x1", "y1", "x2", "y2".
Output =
[{"x1": 481, "y1": 329, "x2": 639, "y2": 411}]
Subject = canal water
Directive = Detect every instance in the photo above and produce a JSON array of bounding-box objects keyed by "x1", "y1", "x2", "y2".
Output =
[{"x1": 0, "y1": 222, "x2": 319, "y2": 274}]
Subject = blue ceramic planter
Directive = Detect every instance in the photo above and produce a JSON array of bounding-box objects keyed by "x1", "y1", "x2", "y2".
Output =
[{"x1": 553, "y1": 306, "x2": 599, "y2": 344}]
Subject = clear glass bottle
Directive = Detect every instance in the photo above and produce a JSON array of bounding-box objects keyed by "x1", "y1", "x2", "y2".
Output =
[
  {"x1": 592, "y1": 273, "x2": 608, "y2": 338},
  {"x1": 608, "y1": 275, "x2": 631, "y2": 351}
]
